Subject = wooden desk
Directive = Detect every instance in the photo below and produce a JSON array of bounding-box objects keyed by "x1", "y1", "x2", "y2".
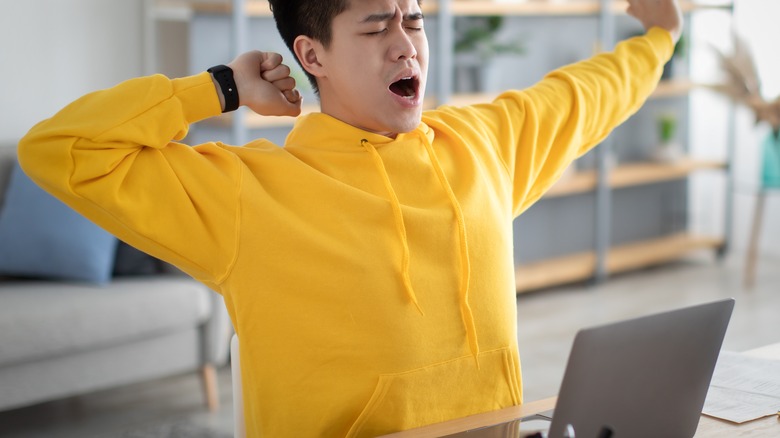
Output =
[
  {"x1": 380, "y1": 343, "x2": 780, "y2": 438},
  {"x1": 379, "y1": 398, "x2": 557, "y2": 438}
]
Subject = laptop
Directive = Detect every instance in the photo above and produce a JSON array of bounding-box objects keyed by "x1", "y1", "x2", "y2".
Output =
[{"x1": 444, "y1": 298, "x2": 735, "y2": 438}]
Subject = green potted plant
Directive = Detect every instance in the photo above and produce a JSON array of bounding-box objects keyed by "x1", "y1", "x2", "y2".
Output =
[
  {"x1": 654, "y1": 112, "x2": 683, "y2": 162},
  {"x1": 453, "y1": 16, "x2": 525, "y2": 93}
]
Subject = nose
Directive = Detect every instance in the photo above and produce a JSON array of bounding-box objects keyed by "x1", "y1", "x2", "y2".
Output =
[{"x1": 389, "y1": 27, "x2": 417, "y2": 62}]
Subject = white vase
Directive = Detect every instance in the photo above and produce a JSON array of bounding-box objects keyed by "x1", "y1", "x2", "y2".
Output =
[{"x1": 653, "y1": 141, "x2": 683, "y2": 163}]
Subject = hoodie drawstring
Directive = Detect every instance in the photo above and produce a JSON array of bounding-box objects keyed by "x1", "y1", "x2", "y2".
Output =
[
  {"x1": 361, "y1": 139, "x2": 424, "y2": 315},
  {"x1": 417, "y1": 133, "x2": 480, "y2": 367},
  {"x1": 361, "y1": 134, "x2": 479, "y2": 367}
]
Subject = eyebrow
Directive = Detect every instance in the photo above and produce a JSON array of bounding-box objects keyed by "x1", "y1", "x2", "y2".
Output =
[{"x1": 360, "y1": 11, "x2": 425, "y2": 24}]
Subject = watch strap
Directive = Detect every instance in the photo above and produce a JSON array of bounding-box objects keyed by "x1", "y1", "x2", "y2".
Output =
[{"x1": 208, "y1": 65, "x2": 239, "y2": 113}]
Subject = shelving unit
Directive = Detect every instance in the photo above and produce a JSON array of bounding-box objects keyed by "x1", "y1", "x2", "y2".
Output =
[
  {"x1": 515, "y1": 233, "x2": 723, "y2": 292},
  {"x1": 146, "y1": 0, "x2": 735, "y2": 293}
]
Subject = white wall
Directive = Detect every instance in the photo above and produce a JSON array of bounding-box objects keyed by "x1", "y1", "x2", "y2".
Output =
[
  {"x1": 0, "y1": 0, "x2": 144, "y2": 144},
  {"x1": 1, "y1": 0, "x2": 777, "y2": 256}
]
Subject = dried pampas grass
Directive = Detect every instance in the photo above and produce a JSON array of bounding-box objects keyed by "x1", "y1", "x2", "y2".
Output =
[{"x1": 711, "y1": 32, "x2": 780, "y2": 131}]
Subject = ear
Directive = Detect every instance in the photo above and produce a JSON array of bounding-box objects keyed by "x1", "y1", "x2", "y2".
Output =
[{"x1": 294, "y1": 35, "x2": 326, "y2": 79}]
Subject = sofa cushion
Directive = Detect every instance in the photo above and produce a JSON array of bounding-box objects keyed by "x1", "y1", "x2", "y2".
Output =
[
  {"x1": 0, "y1": 277, "x2": 212, "y2": 367},
  {"x1": 0, "y1": 161, "x2": 118, "y2": 284}
]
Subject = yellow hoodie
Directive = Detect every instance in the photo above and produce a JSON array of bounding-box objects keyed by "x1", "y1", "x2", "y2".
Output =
[{"x1": 18, "y1": 28, "x2": 672, "y2": 437}]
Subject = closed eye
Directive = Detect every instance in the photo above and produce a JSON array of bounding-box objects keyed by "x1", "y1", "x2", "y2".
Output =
[{"x1": 365, "y1": 28, "x2": 388, "y2": 36}]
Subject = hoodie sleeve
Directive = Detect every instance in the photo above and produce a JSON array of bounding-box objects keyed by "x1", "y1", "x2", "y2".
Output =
[
  {"x1": 17, "y1": 72, "x2": 241, "y2": 290},
  {"x1": 428, "y1": 27, "x2": 674, "y2": 217}
]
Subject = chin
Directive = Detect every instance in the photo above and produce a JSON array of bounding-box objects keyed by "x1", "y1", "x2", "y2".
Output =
[
  {"x1": 391, "y1": 111, "x2": 424, "y2": 134},
  {"x1": 358, "y1": 104, "x2": 423, "y2": 136},
  {"x1": 395, "y1": 120, "x2": 421, "y2": 134}
]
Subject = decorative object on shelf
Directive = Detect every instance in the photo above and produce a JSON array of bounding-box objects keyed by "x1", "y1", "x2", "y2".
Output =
[
  {"x1": 453, "y1": 15, "x2": 525, "y2": 93},
  {"x1": 760, "y1": 132, "x2": 780, "y2": 187},
  {"x1": 745, "y1": 130, "x2": 780, "y2": 289},
  {"x1": 710, "y1": 32, "x2": 780, "y2": 185},
  {"x1": 652, "y1": 112, "x2": 683, "y2": 162},
  {"x1": 710, "y1": 31, "x2": 780, "y2": 289},
  {"x1": 710, "y1": 33, "x2": 780, "y2": 132}
]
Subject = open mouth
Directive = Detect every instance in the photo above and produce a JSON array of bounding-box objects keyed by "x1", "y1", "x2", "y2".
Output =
[{"x1": 389, "y1": 76, "x2": 419, "y2": 99}]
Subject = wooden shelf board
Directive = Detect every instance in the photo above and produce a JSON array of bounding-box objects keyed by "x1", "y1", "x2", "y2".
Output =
[
  {"x1": 515, "y1": 233, "x2": 723, "y2": 293},
  {"x1": 606, "y1": 233, "x2": 723, "y2": 273},
  {"x1": 609, "y1": 159, "x2": 725, "y2": 189},
  {"x1": 652, "y1": 79, "x2": 695, "y2": 99},
  {"x1": 545, "y1": 170, "x2": 598, "y2": 198},
  {"x1": 545, "y1": 159, "x2": 725, "y2": 198},
  {"x1": 176, "y1": 1, "x2": 732, "y2": 19},
  {"x1": 244, "y1": 1, "x2": 273, "y2": 16},
  {"x1": 190, "y1": 1, "x2": 438, "y2": 17},
  {"x1": 152, "y1": 0, "x2": 194, "y2": 21},
  {"x1": 451, "y1": 1, "x2": 731, "y2": 17},
  {"x1": 614, "y1": 1, "x2": 733, "y2": 14},
  {"x1": 654, "y1": 0, "x2": 733, "y2": 13},
  {"x1": 451, "y1": 1, "x2": 601, "y2": 16},
  {"x1": 189, "y1": 1, "x2": 271, "y2": 16},
  {"x1": 516, "y1": 251, "x2": 597, "y2": 293}
]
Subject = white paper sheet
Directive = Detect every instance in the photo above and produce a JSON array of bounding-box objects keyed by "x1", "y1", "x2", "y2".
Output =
[{"x1": 702, "y1": 351, "x2": 780, "y2": 423}]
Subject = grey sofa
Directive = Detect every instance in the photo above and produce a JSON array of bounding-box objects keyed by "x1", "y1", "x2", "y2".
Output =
[{"x1": 0, "y1": 144, "x2": 232, "y2": 412}]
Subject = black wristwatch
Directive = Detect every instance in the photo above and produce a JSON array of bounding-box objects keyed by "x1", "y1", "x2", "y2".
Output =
[{"x1": 208, "y1": 64, "x2": 239, "y2": 113}]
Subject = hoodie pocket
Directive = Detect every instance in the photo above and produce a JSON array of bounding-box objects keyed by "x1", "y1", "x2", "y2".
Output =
[{"x1": 346, "y1": 347, "x2": 521, "y2": 438}]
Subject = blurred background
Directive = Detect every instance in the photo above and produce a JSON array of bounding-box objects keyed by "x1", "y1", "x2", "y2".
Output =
[{"x1": 0, "y1": 1, "x2": 778, "y2": 437}]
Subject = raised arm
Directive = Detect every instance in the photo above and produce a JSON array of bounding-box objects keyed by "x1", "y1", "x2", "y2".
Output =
[
  {"x1": 17, "y1": 51, "x2": 301, "y2": 290},
  {"x1": 425, "y1": 2, "x2": 680, "y2": 217}
]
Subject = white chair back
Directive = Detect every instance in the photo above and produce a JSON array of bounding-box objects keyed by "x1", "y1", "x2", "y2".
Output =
[{"x1": 231, "y1": 334, "x2": 246, "y2": 438}]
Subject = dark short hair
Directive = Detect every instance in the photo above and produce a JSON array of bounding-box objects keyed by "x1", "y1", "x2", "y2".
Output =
[{"x1": 268, "y1": 0, "x2": 351, "y2": 95}]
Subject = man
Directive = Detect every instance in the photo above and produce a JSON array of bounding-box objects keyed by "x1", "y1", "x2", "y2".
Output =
[{"x1": 18, "y1": 0, "x2": 682, "y2": 436}]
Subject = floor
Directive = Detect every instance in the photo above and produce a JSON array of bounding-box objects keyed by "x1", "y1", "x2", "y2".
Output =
[{"x1": 1, "y1": 253, "x2": 777, "y2": 438}]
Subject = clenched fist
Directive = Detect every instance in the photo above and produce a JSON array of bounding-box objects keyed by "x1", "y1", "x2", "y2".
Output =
[
  {"x1": 212, "y1": 51, "x2": 303, "y2": 117},
  {"x1": 626, "y1": 0, "x2": 684, "y2": 43}
]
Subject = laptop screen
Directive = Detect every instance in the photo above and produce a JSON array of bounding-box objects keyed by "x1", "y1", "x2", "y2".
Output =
[
  {"x1": 548, "y1": 298, "x2": 734, "y2": 438},
  {"x1": 439, "y1": 299, "x2": 734, "y2": 438}
]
